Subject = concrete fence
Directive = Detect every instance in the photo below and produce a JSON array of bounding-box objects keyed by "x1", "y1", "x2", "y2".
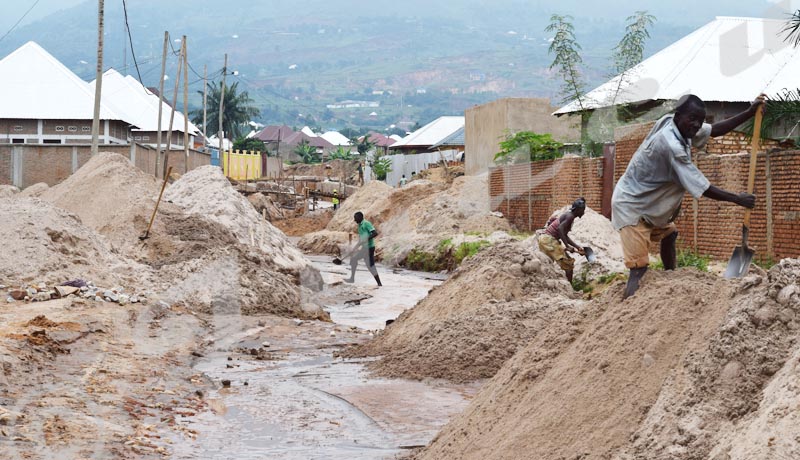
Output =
[{"x1": 0, "y1": 143, "x2": 211, "y2": 189}]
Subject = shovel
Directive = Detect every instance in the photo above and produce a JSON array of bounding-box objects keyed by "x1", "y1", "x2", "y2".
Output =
[
  {"x1": 724, "y1": 108, "x2": 763, "y2": 278},
  {"x1": 140, "y1": 166, "x2": 172, "y2": 241},
  {"x1": 583, "y1": 246, "x2": 596, "y2": 263}
]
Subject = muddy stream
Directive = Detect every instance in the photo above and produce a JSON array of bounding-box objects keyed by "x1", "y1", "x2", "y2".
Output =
[{"x1": 170, "y1": 256, "x2": 479, "y2": 459}]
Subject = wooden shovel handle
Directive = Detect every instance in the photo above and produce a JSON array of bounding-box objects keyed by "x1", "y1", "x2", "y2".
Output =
[
  {"x1": 145, "y1": 166, "x2": 172, "y2": 237},
  {"x1": 743, "y1": 108, "x2": 763, "y2": 228}
]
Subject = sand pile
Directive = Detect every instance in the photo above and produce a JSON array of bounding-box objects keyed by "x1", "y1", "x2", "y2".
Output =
[
  {"x1": 416, "y1": 264, "x2": 800, "y2": 460},
  {"x1": 164, "y1": 166, "x2": 314, "y2": 276},
  {"x1": 19, "y1": 182, "x2": 49, "y2": 197},
  {"x1": 40, "y1": 152, "x2": 166, "y2": 257},
  {"x1": 0, "y1": 185, "x2": 19, "y2": 198},
  {"x1": 30, "y1": 154, "x2": 324, "y2": 318},
  {"x1": 306, "y1": 175, "x2": 510, "y2": 266},
  {"x1": 346, "y1": 240, "x2": 578, "y2": 381},
  {"x1": 247, "y1": 192, "x2": 288, "y2": 221},
  {"x1": 273, "y1": 211, "x2": 332, "y2": 237},
  {"x1": 0, "y1": 197, "x2": 141, "y2": 286},
  {"x1": 547, "y1": 205, "x2": 625, "y2": 276}
]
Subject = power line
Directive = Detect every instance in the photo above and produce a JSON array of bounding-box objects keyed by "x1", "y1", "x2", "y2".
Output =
[
  {"x1": 121, "y1": 0, "x2": 143, "y2": 84},
  {"x1": 0, "y1": 0, "x2": 42, "y2": 44}
]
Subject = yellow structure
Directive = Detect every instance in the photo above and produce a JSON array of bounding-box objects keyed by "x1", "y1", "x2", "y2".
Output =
[{"x1": 223, "y1": 149, "x2": 262, "y2": 180}]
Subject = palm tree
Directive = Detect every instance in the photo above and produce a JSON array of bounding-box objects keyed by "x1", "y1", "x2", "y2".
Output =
[
  {"x1": 782, "y1": 10, "x2": 800, "y2": 47},
  {"x1": 191, "y1": 81, "x2": 259, "y2": 139},
  {"x1": 294, "y1": 140, "x2": 320, "y2": 164}
]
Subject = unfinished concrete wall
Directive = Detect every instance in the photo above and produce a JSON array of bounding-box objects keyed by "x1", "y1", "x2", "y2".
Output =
[
  {"x1": 0, "y1": 144, "x2": 210, "y2": 188},
  {"x1": 465, "y1": 98, "x2": 580, "y2": 177}
]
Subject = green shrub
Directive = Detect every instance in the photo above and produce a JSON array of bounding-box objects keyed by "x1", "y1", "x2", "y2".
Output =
[
  {"x1": 453, "y1": 240, "x2": 491, "y2": 265},
  {"x1": 650, "y1": 249, "x2": 711, "y2": 272}
]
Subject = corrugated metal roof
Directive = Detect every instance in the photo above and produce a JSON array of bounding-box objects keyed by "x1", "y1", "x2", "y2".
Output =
[
  {"x1": 320, "y1": 131, "x2": 351, "y2": 146},
  {"x1": 555, "y1": 17, "x2": 800, "y2": 115},
  {"x1": 0, "y1": 41, "x2": 122, "y2": 120},
  {"x1": 431, "y1": 126, "x2": 465, "y2": 148},
  {"x1": 390, "y1": 116, "x2": 465, "y2": 148},
  {"x1": 90, "y1": 70, "x2": 199, "y2": 134}
]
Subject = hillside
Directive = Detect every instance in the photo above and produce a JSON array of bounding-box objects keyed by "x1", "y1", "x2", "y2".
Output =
[{"x1": 0, "y1": 0, "x2": 768, "y2": 130}]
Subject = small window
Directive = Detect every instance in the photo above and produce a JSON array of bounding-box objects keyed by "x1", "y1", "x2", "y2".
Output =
[
  {"x1": 12, "y1": 126, "x2": 23, "y2": 132},
  {"x1": 43, "y1": 139, "x2": 62, "y2": 144},
  {"x1": 81, "y1": 126, "x2": 91, "y2": 132},
  {"x1": 55, "y1": 126, "x2": 65, "y2": 132},
  {"x1": 11, "y1": 138, "x2": 24, "y2": 144},
  {"x1": 142, "y1": 136, "x2": 150, "y2": 141},
  {"x1": 68, "y1": 126, "x2": 78, "y2": 132}
]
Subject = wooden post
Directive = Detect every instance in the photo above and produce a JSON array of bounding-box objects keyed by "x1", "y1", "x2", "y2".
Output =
[
  {"x1": 90, "y1": 0, "x2": 105, "y2": 156},
  {"x1": 162, "y1": 37, "x2": 183, "y2": 179},
  {"x1": 218, "y1": 53, "x2": 227, "y2": 170},
  {"x1": 155, "y1": 31, "x2": 168, "y2": 176},
  {"x1": 766, "y1": 150, "x2": 774, "y2": 260},
  {"x1": 202, "y1": 64, "x2": 207, "y2": 141},
  {"x1": 182, "y1": 35, "x2": 189, "y2": 174}
]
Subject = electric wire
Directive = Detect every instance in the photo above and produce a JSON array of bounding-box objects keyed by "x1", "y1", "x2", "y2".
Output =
[{"x1": 0, "y1": 0, "x2": 42, "y2": 44}]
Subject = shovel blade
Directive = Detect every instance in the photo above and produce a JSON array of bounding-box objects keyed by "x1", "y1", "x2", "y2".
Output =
[
  {"x1": 583, "y1": 246, "x2": 596, "y2": 263},
  {"x1": 724, "y1": 245, "x2": 754, "y2": 279}
]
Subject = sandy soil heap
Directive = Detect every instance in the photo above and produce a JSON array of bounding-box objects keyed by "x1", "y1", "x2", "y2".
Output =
[
  {"x1": 304, "y1": 175, "x2": 511, "y2": 265},
  {"x1": 164, "y1": 165, "x2": 314, "y2": 275},
  {"x1": 17, "y1": 153, "x2": 324, "y2": 319},
  {"x1": 0, "y1": 185, "x2": 20, "y2": 198},
  {"x1": 0, "y1": 197, "x2": 139, "y2": 287},
  {"x1": 346, "y1": 240, "x2": 579, "y2": 382},
  {"x1": 416, "y1": 262, "x2": 800, "y2": 460}
]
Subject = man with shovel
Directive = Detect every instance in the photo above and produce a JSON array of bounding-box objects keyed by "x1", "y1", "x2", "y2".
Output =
[
  {"x1": 613, "y1": 94, "x2": 764, "y2": 299},
  {"x1": 342, "y1": 211, "x2": 382, "y2": 286},
  {"x1": 538, "y1": 197, "x2": 587, "y2": 282}
]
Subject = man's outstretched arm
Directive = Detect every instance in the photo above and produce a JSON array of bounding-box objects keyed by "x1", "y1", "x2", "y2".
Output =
[
  {"x1": 702, "y1": 185, "x2": 756, "y2": 208},
  {"x1": 710, "y1": 95, "x2": 765, "y2": 137}
]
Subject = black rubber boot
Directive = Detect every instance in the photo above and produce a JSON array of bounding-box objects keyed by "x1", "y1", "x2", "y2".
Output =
[
  {"x1": 624, "y1": 267, "x2": 648, "y2": 299},
  {"x1": 374, "y1": 275, "x2": 383, "y2": 287},
  {"x1": 660, "y1": 231, "x2": 679, "y2": 270}
]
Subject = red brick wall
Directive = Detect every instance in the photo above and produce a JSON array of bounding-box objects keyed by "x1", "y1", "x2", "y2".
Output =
[
  {"x1": 489, "y1": 156, "x2": 605, "y2": 231},
  {"x1": 613, "y1": 122, "x2": 800, "y2": 261}
]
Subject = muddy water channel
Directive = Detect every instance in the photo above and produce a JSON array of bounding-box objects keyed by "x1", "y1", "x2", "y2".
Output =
[{"x1": 173, "y1": 257, "x2": 479, "y2": 459}]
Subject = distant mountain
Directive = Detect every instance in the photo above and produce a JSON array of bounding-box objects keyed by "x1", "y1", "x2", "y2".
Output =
[{"x1": 0, "y1": 0, "x2": 776, "y2": 131}]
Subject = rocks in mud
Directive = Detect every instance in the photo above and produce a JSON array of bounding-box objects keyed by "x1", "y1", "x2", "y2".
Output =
[
  {"x1": 221, "y1": 379, "x2": 231, "y2": 388},
  {"x1": 4, "y1": 281, "x2": 144, "y2": 306}
]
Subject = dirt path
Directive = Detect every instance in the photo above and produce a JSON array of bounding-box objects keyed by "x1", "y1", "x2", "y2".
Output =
[{"x1": 172, "y1": 257, "x2": 475, "y2": 459}]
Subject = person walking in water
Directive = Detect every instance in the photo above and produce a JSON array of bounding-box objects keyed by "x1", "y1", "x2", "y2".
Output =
[{"x1": 344, "y1": 211, "x2": 382, "y2": 286}]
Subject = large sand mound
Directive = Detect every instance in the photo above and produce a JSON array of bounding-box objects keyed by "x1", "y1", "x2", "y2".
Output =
[
  {"x1": 41, "y1": 152, "x2": 166, "y2": 257},
  {"x1": 0, "y1": 197, "x2": 141, "y2": 286},
  {"x1": 164, "y1": 165, "x2": 315, "y2": 276},
  {"x1": 346, "y1": 240, "x2": 579, "y2": 381},
  {"x1": 29, "y1": 154, "x2": 323, "y2": 318},
  {"x1": 416, "y1": 263, "x2": 800, "y2": 460},
  {"x1": 307, "y1": 175, "x2": 510, "y2": 265}
]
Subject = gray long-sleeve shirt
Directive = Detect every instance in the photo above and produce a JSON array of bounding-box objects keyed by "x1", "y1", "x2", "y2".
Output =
[{"x1": 611, "y1": 114, "x2": 712, "y2": 231}]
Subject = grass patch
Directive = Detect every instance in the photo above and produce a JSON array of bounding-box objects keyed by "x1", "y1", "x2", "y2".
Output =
[
  {"x1": 649, "y1": 249, "x2": 711, "y2": 272},
  {"x1": 402, "y1": 238, "x2": 492, "y2": 272},
  {"x1": 754, "y1": 256, "x2": 777, "y2": 270}
]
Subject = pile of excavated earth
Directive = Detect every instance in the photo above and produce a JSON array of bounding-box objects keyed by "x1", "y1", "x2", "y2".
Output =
[
  {"x1": 2, "y1": 153, "x2": 325, "y2": 319},
  {"x1": 299, "y1": 175, "x2": 512, "y2": 264},
  {"x1": 353, "y1": 248, "x2": 797, "y2": 459}
]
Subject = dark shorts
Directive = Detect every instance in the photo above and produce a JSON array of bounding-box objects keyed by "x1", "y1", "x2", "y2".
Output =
[{"x1": 368, "y1": 247, "x2": 375, "y2": 267}]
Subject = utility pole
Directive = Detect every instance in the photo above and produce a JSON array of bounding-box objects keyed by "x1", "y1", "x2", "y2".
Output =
[
  {"x1": 202, "y1": 64, "x2": 208, "y2": 142},
  {"x1": 182, "y1": 35, "x2": 189, "y2": 174},
  {"x1": 218, "y1": 53, "x2": 227, "y2": 170},
  {"x1": 90, "y1": 0, "x2": 104, "y2": 156},
  {"x1": 162, "y1": 37, "x2": 184, "y2": 179},
  {"x1": 155, "y1": 31, "x2": 168, "y2": 177}
]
